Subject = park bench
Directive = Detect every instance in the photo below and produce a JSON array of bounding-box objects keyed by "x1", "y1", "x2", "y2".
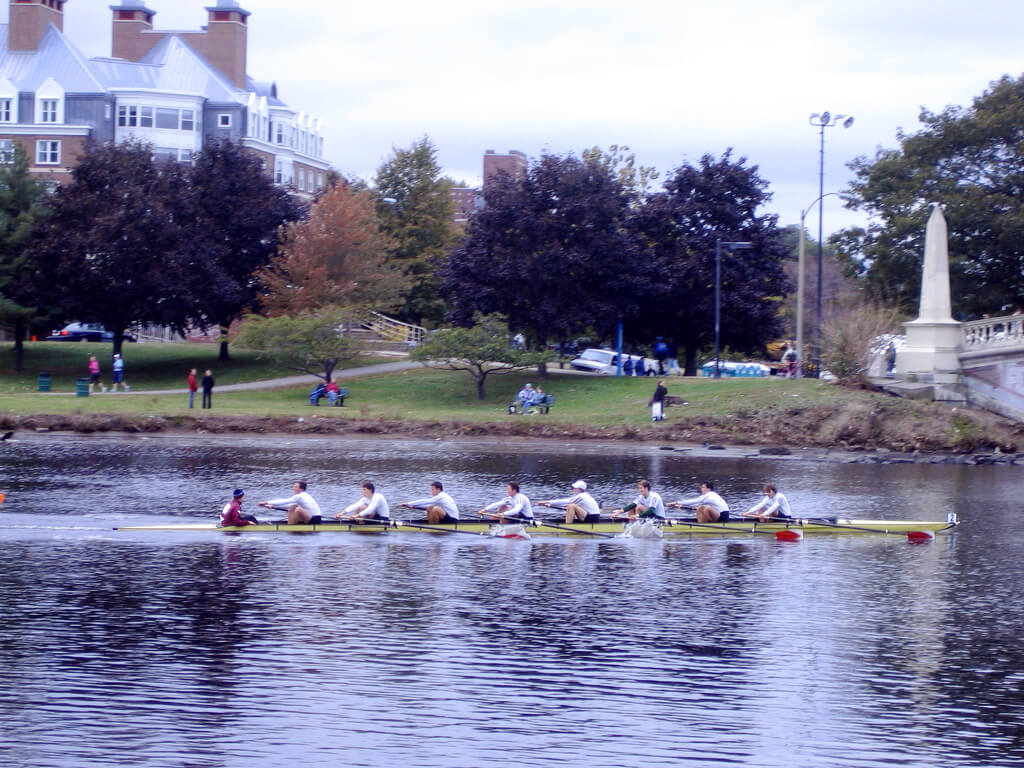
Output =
[{"x1": 310, "y1": 386, "x2": 350, "y2": 407}]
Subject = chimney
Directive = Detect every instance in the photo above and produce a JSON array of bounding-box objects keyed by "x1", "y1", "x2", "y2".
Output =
[
  {"x1": 110, "y1": 1, "x2": 158, "y2": 61},
  {"x1": 199, "y1": 1, "x2": 250, "y2": 89},
  {"x1": 8, "y1": 0, "x2": 66, "y2": 52}
]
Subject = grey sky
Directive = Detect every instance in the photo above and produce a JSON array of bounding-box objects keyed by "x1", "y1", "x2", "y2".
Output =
[{"x1": 10, "y1": 0, "x2": 1024, "y2": 235}]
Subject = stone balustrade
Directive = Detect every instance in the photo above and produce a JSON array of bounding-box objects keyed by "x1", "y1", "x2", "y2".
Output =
[{"x1": 962, "y1": 314, "x2": 1024, "y2": 350}]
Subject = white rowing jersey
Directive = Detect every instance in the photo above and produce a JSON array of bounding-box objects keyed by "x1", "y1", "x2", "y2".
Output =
[
  {"x1": 345, "y1": 491, "x2": 390, "y2": 519},
  {"x1": 631, "y1": 490, "x2": 666, "y2": 518},
  {"x1": 548, "y1": 492, "x2": 600, "y2": 516},
  {"x1": 677, "y1": 491, "x2": 729, "y2": 514},
  {"x1": 266, "y1": 491, "x2": 322, "y2": 517},
  {"x1": 746, "y1": 492, "x2": 791, "y2": 518},
  {"x1": 406, "y1": 491, "x2": 460, "y2": 520},
  {"x1": 484, "y1": 492, "x2": 534, "y2": 519}
]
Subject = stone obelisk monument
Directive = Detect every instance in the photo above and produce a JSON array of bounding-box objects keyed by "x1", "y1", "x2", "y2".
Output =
[{"x1": 896, "y1": 204, "x2": 962, "y2": 385}]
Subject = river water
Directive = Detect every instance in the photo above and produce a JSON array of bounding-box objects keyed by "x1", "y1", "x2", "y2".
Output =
[{"x1": 0, "y1": 433, "x2": 1022, "y2": 768}]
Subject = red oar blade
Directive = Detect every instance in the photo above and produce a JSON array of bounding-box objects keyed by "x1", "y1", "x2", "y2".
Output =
[
  {"x1": 907, "y1": 530, "x2": 935, "y2": 541},
  {"x1": 775, "y1": 529, "x2": 803, "y2": 542}
]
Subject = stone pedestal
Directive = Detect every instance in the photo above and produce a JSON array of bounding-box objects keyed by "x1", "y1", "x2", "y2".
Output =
[{"x1": 898, "y1": 320, "x2": 962, "y2": 384}]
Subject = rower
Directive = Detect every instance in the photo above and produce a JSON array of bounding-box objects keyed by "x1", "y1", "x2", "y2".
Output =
[
  {"x1": 258, "y1": 481, "x2": 322, "y2": 524},
  {"x1": 611, "y1": 479, "x2": 666, "y2": 521},
  {"x1": 478, "y1": 482, "x2": 534, "y2": 523},
  {"x1": 401, "y1": 481, "x2": 460, "y2": 524},
  {"x1": 669, "y1": 481, "x2": 730, "y2": 522},
  {"x1": 743, "y1": 483, "x2": 792, "y2": 522},
  {"x1": 336, "y1": 481, "x2": 390, "y2": 523},
  {"x1": 220, "y1": 488, "x2": 258, "y2": 527},
  {"x1": 538, "y1": 480, "x2": 601, "y2": 524}
]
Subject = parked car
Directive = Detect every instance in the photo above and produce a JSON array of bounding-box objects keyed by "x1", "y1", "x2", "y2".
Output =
[
  {"x1": 46, "y1": 323, "x2": 136, "y2": 342},
  {"x1": 700, "y1": 360, "x2": 770, "y2": 377},
  {"x1": 569, "y1": 348, "x2": 659, "y2": 375}
]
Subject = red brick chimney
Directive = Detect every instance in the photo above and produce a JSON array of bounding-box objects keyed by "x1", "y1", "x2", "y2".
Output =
[
  {"x1": 8, "y1": 0, "x2": 66, "y2": 52},
  {"x1": 182, "y1": 2, "x2": 250, "y2": 89},
  {"x1": 110, "y1": 1, "x2": 159, "y2": 61}
]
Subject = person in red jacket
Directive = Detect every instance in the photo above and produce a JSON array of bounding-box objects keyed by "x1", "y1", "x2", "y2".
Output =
[
  {"x1": 220, "y1": 489, "x2": 257, "y2": 527},
  {"x1": 187, "y1": 368, "x2": 198, "y2": 409}
]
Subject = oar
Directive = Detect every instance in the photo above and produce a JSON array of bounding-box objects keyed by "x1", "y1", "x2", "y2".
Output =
[
  {"x1": 791, "y1": 517, "x2": 936, "y2": 541},
  {"x1": 388, "y1": 519, "x2": 510, "y2": 537},
  {"x1": 528, "y1": 519, "x2": 618, "y2": 538},
  {"x1": 665, "y1": 517, "x2": 804, "y2": 541}
]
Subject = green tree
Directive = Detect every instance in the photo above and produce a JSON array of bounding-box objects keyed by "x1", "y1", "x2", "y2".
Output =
[
  {"x1": 581, "y1": 144, "x2": 660, "y2": 198},
  {"x1": 235, "y1": 307, "x2": 362, "y2": 383},
  {"x1": 374, "y1": 136, "x2": 456, "y2": 328},
  {"x1": 409, "y1": 313, "x2": 553, "y2": 400},
  {"x1": 843, "y1": 74, "x2": 1024, "y2": 317},
  {"x1": 0, "y1": 145, "x2": 48, "y2": 371}
]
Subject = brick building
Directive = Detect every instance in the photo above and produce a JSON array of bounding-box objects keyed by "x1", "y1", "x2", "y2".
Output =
[
  {"x1": 448, "y1": 149, "x2": 527, "y2": 224},
  {"x1": 0, "y1": 0, "x2": 329, "y2": 194}
]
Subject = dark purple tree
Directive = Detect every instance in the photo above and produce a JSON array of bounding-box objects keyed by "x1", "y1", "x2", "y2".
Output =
[
  {"x1": 442, "y1": 152, "x2": 649, "y2": 361},
  {"x1": 187, "y1": 140, "x2": 303, "y2": 360},
  {"x1": 30, "y1": 140, "x2": 194, "y2": 355},
  {"x1": 634, "y1": 150, "x2": 791, "y2": 375}
]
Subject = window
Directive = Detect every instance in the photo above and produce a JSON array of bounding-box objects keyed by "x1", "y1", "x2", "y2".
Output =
[
  {"x1": 0, "y1": 99, "x2": 13, "y2": 122},
  {"x1": 118, "y1": 105, "x2": 138, "y2": 127},
  {"x1": 218, "y1": 113, "x2": 232, "y2": 128},
  {"x1": 181, "y1": 110, "x2": 194, "y2": 131},
  {"x1": 40, "y1": 99, "x2": 58, "y2": 123},
  {"x1": 36, "y1": 140, "x2": 60, "y2": 165},
  {"x1": 155, "y1": 107, "x2": 178, "y2": 129},
  {"x1": 0, "y1": 139, "x2": 14, "y2": 164},
  {"x1": 275, "y1": 123, "x2": 284, "y2": 145},
  {"x1": 140, "y1": 106, "x2": 153, "y2": 127},
  {"x1": 274, "y1": 160, "x2": 283, "y2": 184}
]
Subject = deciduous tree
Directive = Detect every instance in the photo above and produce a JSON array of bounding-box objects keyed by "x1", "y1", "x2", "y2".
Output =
[
  {"x1": 188, "y1": 140, "x2": 303, "y2": 360},
  {"x1": 409, "y1": 312, "x2": 553, "y2": 400},
  {"x1": 259, "y1": 182, "x2": 406, "y2": 316},
  {"x1": 30, "y1": 140, "x2": 193, "y2": 354},
  {"x1": 442, "y1": 152, "x2": 647, "y2": 363},
  {"x1": 843, "y1": 74, "x2": 1024, "y2": 317},
  {"x1": 235, "y1": 307, "x2": 362, "y2": 383},
  {"x1": 633, "y1": 150, "x2": 791, "y2": 375},
  {"x1": 0, "y1": 145, "x2": 48, "y2": 370},
  {"x1": 374, "y1": 137, "x2": 456, "y2": 327}
]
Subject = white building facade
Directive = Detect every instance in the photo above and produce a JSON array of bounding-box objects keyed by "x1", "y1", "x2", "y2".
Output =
[{"x1": 0, "y1": 0, "x2": 329, "y2": 194}]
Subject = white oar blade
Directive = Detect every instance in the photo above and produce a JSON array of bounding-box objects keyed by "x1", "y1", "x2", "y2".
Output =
[{"x1": 491, "y1": 524, "x2": 530, "y2": 539}]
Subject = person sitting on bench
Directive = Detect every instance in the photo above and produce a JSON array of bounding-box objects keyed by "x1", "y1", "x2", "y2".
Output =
[
  {"x1": 325, "y1": 379, "x2": 340, "y2": 405},
  {"x1": 309, "y1": 381, "x2": 326, "y2": 405}
]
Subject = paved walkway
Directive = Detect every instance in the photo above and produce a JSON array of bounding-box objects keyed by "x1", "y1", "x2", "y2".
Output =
[{"x1": 41, "y1": 360, "x2": 424, "y2": 396}]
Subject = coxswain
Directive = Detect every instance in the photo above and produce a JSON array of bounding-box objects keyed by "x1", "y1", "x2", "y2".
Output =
[
  {"x1": 743, "y1": 484, "x2": 792, "y2": 521},
  {"x1": 611, "y1": 479, "x2": 666, "y2": 521},
  {"x1": 479, "y1": 482, "x2": 534, "y2": 522},
  {"x1": 401, "y1": 481, "x2": 460, "y2": 524},
  {"x1": 336, "y1": 481, "x2": 390, "y2": 523},
  {"x1": 669, "y1": 481, "x2": 730, "y2": 522},
  {"x1": 538, "y1": 480, "x2": 601, "y2": 524},
  {"x1": 220, "y1": 488, "x2": 258, "y2": 527},
  {"x1": 258, "y1": 481, "x2": 322, "y2": 524}
]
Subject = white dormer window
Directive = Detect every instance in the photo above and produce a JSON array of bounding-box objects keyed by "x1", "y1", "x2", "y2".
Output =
[
  {"x1": 35, "y1": 79, "x2": 65, "y2": 125},
  {"x1": 0, "y1": 100, "x2": 12, "y2": 123},
  {"x1": 0, "y1": 77, "x2": 17, "y2": 123}
]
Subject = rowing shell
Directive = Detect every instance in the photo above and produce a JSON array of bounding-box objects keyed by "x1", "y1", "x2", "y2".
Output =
[{"x1": 114, "y1": 516, "x2": 960, "y2": 537}]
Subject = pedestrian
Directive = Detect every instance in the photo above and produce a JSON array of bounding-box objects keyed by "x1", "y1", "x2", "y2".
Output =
[
  {"x1": 649, "y1": 379, "x2": 667, "y2": 421},
  {"x1": 187, "y1": 368, "x2": 198, "y2": 408},
  {"x1": 666, "y1": 340, "x2": 680, "y2": 375},
  {"x1": 653, "y1": 337, "x2": 669, "y2": 375},
  {"x1": 110, "y1": 353, "x2": 129, "y2": 392},
  {"x1": 87, "y1": 355, "x2": 104, "y2": 393},
  {"x1": 201, "y1": 369, "x2": 214, "y2": 409}
]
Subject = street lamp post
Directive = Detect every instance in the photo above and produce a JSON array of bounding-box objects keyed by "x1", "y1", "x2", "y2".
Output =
[
  {"x1": 808, "y1": 111, "x2": 853, "y2": 376},
  {"x1": 797, "y1": 192, "x2": 840, "y2": 379},
  {"x1": 714, "y1": 239, "x2": 753, "y2": 379}
]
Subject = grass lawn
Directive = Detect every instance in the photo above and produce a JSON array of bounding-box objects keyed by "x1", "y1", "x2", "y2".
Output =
[
  {"x1": 0, "y1": 355, "x2": 884, "y2": 427},
  {"x1": 0, "y1": 342, "x2": 390, "y2": 394}
]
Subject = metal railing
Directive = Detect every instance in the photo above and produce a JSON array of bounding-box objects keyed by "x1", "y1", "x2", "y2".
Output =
[{"x1": 361, "y1": 311, "x2": 425, "y2": 344}]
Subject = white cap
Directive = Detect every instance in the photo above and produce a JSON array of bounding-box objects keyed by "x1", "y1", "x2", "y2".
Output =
[{"x1": 572, "y1": 480, "x2": 587, "y2": 490}]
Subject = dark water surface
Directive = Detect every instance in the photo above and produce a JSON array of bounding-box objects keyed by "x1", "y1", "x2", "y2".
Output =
[{"x1": 1, "y1": 433, "x2": 1022, "y2": 767}]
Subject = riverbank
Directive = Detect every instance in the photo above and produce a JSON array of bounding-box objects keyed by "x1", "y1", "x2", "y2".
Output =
[{"x1": 4, "y1": 349, "x2": 1024, "y2": 456}]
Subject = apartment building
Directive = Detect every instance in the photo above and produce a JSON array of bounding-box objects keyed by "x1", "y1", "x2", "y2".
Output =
[{"x1": 0, "y1": 0, "x2": 329, "y2": 194}]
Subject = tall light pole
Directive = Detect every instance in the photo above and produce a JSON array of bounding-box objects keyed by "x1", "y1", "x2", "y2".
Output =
[
  {"x1": 808, "y1": 111, "x2": 853, "y2": 376},
  {"x1": 714, "y1": 239, "x2": 753, "y2": 378},
  {"x1": 797, "y1": 192, "x2": 840, "y2": 379}
]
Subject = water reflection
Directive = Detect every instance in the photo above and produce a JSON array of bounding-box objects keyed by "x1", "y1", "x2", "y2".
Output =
[{"x1": 1, "y1": 434, "x2": 1023, "y2": 766}]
